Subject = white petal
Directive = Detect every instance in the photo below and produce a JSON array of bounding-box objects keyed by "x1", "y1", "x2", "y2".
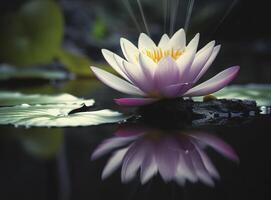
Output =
[
  {"x1": 101, "y1": 49, "x2": 131, "y2": 81},
  {"x1": 176, "y1": 34, "x2": 199, "y2": 81},
  {"x1": 185, "y1": 33, "x2": 200, "y2": 52},
  {"x1": 169, "y1": 28, "x2": 186, "y2": 50},
  {"x1": 138, "y1": 33, "x2": 157, "y2": 51},
  {"x1": 194, "y1": 45, "x2": 221, "y2": 83},
  {"x1": 122, "y1": 60, "x2": 153, "y2": 93},
  {"x1": 138, "y1": 53, "x2": 156, "y2": 78},
  {"x1": 188, "y1": 41, "x2": 215, "y2": 82},
  {"x1": 120, "y1": 38, "x2": 139, "y2": 64},
  {"x1": 197, "y1": 40, "x2": 216, "y2": 55},
  {"x1": 90, "y1": 67, "x2": 146, "y2": 96},
  {"x1": 158, "y1": 34, "x2": 170, "y2": 49}
]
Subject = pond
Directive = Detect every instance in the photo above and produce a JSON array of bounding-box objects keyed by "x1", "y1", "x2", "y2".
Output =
[
  {"x1": 0, "y1": 0, "x2": 271, "y2": 199},
  {"x1": 0, "y1": 79, "x2": 270, "y2": 200}
]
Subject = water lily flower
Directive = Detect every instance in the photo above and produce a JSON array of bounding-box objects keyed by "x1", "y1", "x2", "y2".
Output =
[
  {"x1": 91, "y1": 126, "x2": 239, "y2": 186},
  {"x1": 90, "y1": 28, "x2": 240, "y2": 106}
]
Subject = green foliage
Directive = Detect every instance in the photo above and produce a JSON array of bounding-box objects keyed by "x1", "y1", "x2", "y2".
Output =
[
  {"x1": 56, "y1": 49, "x2": 94, "y2": 77},
  {"x1": 56, "y1": 48, "x2": 115, "y2": 77},
  {"x1": 0, "y1": 0, "x2": 64, "y2": 66},
  {"x1": 18, "y1": 129, "x2": 63, "y2": 159},
  {"x1": 92, "y1": 17, "x2": 108, "y2": 40}
]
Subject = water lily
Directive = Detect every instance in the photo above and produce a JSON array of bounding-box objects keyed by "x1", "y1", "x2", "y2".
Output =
[
  {"x1": 91, "y1": 126, "x2": 239, "y2": 186},
  {"x1": 90, "y1": 28, "x2": 240, "y2": 106}
]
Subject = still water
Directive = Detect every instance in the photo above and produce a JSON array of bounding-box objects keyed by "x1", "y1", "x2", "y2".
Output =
[{"x1": 0, "y1": 80, "x2": 270, "y2": 200}]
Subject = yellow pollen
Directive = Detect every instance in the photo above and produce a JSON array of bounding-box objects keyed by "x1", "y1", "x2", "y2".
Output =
[{"x1": 144, "y1": 48, "x2": 183, "y2": 63}]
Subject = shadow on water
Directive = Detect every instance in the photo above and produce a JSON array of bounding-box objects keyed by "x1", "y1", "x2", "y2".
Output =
[{"x1": 0, "y1": 103, "x2": 271, "y2": 200}]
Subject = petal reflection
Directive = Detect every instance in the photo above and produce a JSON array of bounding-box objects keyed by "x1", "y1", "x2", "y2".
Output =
[{"x1": 91, "y1": 126, "x2": 239, "y2": 186}]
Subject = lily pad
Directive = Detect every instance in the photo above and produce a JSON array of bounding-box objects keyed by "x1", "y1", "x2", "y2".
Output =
[
  {"x1": 0, "y1": 91, "x2": 94, "y2": 107},
  {"x1": 0, "y1": 104, "x2": 128, "y2": 127},
  {"x1": 212, "y1": 85, "x2": 271, "y2": 106},
  {"x1": 193, "y1": 85, "x2": 271, "y2": 106}
]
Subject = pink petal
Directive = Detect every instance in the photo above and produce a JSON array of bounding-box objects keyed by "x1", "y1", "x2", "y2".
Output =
[
  {"x1": 114, "y1": 125, "x2": 146, "y2": 137},
  {"x1": 176, "y1": 34, "x2": 199, "y2": 82},
  {"x1": 155, "y1": 139, "x2": 179, "y2": 182},
  {"x1": 138, "y1": 53, "x2": 156, "y2": 80},
  {"x1": 188, "y1": 41, "x2": 215, "y2": 82},
  {"x1": 122, "y1": 61, "x2": 153, "y2": 93},
  {"x1": 162, "y1": 83, "x2": 191, "y2": 98},
  {"x1": 114, "y1": 98, "x2": 158, "y2": 106},
  {"x1": 193, "y1": 45, "x2": 221, "y2": 83},
  {"x1": 90, "y1": 67, "x2": 146, "y2": 96},
  {"x1": 191, "y1": 133, "x2": 239, "y2": 162},
  {"x1": 154, "y1": 57, "x2": 181, "y2": 95},
  {"x1": 184, "y1": 66, "x2": 240, "y2": 97}
]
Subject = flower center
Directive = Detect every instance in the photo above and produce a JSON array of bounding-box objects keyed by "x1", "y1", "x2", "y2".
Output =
[{"x1": 144, "y1": 48, "x2": 183, "y2": 63}]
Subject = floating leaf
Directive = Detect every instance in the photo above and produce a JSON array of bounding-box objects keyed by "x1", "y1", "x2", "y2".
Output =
[
  {"x1": 0, "y1": 91, "x2": 94, "y2": 107},
  {"x1": 213, "y1": 85, "x2": 271, "y2": 106},
  {"x1": 0, "y1": 104, "x2": 128, "y2": 127},
  {"x1": 193, "y1": 84, "x2": 271, "y2": 106},
  {"x1": 0, "y1": 65, "x2": 70, "y2": 81}
]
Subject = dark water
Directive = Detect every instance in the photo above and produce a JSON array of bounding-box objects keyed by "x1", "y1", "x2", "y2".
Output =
[{"x1": 0, "y1": 81, "x2": 270, "y2": 200}]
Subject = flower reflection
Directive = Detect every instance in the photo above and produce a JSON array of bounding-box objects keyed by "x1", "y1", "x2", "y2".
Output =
[{"x1": 91, "y1": 126, "x2": 239, "y2": 186}]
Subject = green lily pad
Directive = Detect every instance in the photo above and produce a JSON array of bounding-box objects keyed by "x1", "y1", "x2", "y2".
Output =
[
  {"x1": 213, "y1": 85, "x2": 271, "y2": 106},
  {"x1": 194, "y1": 84, "x2": 271, "y2": 106},
  {"x1": 0, "y1": 104, "x2": 128, "y2": 127},
  {"x1": 0, "y1": 91, "x2": 94, "y2": 107},
  {"x1": 0, "y1": 0, "x2": 64, "y2": 66}
]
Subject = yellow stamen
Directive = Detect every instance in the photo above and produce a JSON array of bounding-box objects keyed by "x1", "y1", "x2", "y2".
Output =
[{"x1": 144, "y1": 48, "x2": 183, "y2": 63}]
